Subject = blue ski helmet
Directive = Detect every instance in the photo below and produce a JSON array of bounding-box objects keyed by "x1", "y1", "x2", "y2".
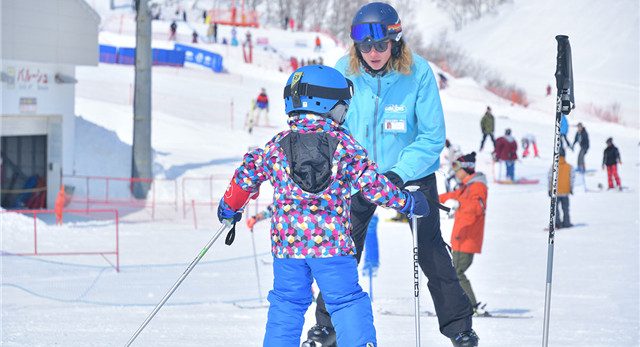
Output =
[
  {"x1": 350, "y1": 2, "x2": 402, "y2": 43},
  {"x1": 283, "y1": 65, "x2": 353, "y2": 123}
]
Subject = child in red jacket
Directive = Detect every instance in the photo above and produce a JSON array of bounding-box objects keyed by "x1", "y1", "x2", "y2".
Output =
[{"x1": 439, "y1": 152, "x2": 488, "y2": 315}]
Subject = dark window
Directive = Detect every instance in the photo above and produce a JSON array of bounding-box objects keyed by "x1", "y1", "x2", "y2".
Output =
[{"x1": 1, "y1": 135, "x2": 47, "y2": 209}]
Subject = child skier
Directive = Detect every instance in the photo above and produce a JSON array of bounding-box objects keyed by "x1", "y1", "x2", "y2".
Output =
[
  {"x1": 217, "y1": 65, "x2": 428, "y2": 347},
  {"x1": 438, "y1": 152, "x2": 489, "y2": 316},
  {"x1": 255, "y1": 88, "x2": 270, "y2": 126}
]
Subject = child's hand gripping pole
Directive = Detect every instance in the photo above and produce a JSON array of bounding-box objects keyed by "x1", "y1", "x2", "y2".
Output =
[{"x1": 218, "y1": 178, "x2": 259, "y2": 245}]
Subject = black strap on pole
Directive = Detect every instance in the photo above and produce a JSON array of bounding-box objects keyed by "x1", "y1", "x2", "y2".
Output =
[
  {"x1": 425, "y1": 194, "x2": 451, "y2": 213},
  {"x1": 225, "y1": 223, "x2": 236, "y2": 245}
]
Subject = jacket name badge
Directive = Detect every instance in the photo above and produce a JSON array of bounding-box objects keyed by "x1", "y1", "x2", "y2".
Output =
[{"x1": 383, "y1": 119, "x2": 406, "y2": 133}]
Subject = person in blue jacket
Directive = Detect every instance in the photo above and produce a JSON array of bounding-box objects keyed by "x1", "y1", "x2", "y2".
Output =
[{"x1": 305, "y1": 3, "x2": 479, "y2": 347}]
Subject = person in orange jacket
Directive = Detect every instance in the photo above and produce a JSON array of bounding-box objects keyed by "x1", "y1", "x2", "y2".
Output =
[
  {"x1": 548, "y1": 147, "x2": 574, "y2": 228},
  {"x1": 439, "y1": 152, "x2": 488, "y2": 315},
  {"x1": 54, "y1": 185, "x2": 66, "y2": 225}
]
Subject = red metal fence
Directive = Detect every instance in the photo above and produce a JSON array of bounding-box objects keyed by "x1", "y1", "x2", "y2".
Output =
[
  {"x1": 0, "y1": 209, "x2": 120, "y2": 271},
  {"x1": 62, "y1": 175, "x2": 178, "y2": 220}
]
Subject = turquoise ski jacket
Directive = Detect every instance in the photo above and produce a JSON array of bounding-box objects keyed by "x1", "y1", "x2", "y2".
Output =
[{"x1": 335, "y1": 53, "x2": 445, "y2": 183}]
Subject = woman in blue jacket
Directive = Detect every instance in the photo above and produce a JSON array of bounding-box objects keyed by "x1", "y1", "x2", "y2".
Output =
[{"x1": 305, "y1": 3, "x2": 479, "y2": 347}]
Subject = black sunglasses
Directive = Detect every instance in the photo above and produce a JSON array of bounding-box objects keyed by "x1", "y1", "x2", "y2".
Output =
[{"x1": 357, "y1": 40, "x2": 390, "y2": 53}]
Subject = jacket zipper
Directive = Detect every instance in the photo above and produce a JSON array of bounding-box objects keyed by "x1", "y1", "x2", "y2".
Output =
[{"x1": 373, "y1": 76, "x2": 381, "y2": 163}]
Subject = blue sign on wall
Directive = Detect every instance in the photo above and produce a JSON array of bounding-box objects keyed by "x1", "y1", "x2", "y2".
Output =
[{"x1": 174, "y1": 44, "x2": 224, "y2": 72}]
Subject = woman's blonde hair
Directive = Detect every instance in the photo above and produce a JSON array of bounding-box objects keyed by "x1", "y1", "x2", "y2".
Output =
[{"x1": 347, "y1": 40, "x2": 413, "y2": 75}]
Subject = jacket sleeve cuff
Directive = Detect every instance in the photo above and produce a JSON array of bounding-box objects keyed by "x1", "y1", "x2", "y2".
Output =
[{"x1": 390, "y1": 165, "x2": 412, "y2": 184}]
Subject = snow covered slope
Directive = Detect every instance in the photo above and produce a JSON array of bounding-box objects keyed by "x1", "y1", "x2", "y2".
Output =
[
  {"x1": 1, "y1": 3, "x2": 639, "y2": 347},
  {"x1": 414, "y1": 0, "x2": 639, "y2": 127}
]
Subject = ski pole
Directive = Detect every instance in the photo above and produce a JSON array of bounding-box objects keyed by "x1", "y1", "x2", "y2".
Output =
[
  {"x1": 249, "y1": 199, "x2": 264, "y2": 303},
  {"x1": 406, "y1": 185, "x2": 421, "y2": 347},
  {"x1": 125, "y1": 221, "x2": 232, "y2": 347},
  {"x1": 543, "y1": 35, "x2": 574, "y2": 347}
]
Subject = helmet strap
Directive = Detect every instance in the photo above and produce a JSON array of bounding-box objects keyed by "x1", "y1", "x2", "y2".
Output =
[{"x1": 325, "y1": 102, "x2": 348, "y2": 125}]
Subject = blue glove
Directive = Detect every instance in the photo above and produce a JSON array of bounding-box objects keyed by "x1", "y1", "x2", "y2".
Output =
[
  {"x1": 400, "y1": 190, "x2": 430, "y2": 218},
  {"x1": 217, "y1": 199, "x2": 243, "y2": 223}
]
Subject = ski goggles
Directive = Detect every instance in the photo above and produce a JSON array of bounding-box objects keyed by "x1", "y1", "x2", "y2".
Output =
[
  {"x1": 452, "y1": 160, "x2": 475, "y2": 172},
  {"x1": 356, "y1": 40, "x2": 390, "y2": 53},
  {"x1": 351, "y1": 22, "x2": 401, "y2": 43}
]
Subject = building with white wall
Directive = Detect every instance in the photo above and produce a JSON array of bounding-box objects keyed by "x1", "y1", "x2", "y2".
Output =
[{"x1": 1, "y1": 0, "x2": 99, "y2": 209}]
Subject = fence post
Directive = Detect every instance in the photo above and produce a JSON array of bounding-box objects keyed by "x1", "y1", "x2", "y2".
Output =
[
  {"x1": 151, "y1": 179, "x2": 156, "y2": 220},
  {"x1": 115, "y1": 209, "x2": 120, "y2": 272},
  {"x1": 33, "y1": 211, "x2": 38, "y2": 255},
  {"x1": 209, "y1": 175, "x2": 214, "y2": 211},
  {"x1": 86, "y1": 177, "x2": 90, "y2": 211},
  {"x1": 230, "y1": 98, "x2": 234, "y2": 130},
  {"x1": 182, "y1": 178, "x2": 187, "y2": 219},
  {"x1": 174, "y1": 180, "x2": 178, "y2": 212}
]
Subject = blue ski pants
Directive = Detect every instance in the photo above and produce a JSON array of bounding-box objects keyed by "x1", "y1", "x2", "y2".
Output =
[{"x1": 263, "y1": 256, "x2": 376, "y2": 347}]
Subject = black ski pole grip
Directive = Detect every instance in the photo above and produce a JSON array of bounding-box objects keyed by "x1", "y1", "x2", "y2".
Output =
[{"x1": 555, "y1": 35, "x2": 575, "y2": 114}]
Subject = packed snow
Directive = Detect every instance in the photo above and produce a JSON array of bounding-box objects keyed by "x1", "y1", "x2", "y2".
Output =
[{"x1": 2, "y1": 2, "x2": 639, "y2": 347}]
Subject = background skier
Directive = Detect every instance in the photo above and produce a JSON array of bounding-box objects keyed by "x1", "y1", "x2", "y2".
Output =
[
  {"x1": 602, "y1": 137, "x2": 622, "y2": 190},
  {"x1": 548, "y1": 147, "x2": 574, "y2": 228},
  {"x1": 572, "y1": 122, "x2": 590, "y2": 172},
  {"x1": 479, "y1": 106, "x2": 495, "y2": 152},
  {"x1": 441, "y1": 139, "x2": 463, "y2": 192},
  {"x1": 521, "y1": 133, "x2": 539, "y2": 158},
  {"x1": 494, "y1": 128, "x2": 518, "y2": 182},
  {"x1": 254, "y1": 88, "x2": 269, "y2": 126}
]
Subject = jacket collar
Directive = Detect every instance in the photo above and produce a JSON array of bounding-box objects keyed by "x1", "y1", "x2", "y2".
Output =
[{"x1": 287, "y1": 113, "x2": 341, "y2": 133}]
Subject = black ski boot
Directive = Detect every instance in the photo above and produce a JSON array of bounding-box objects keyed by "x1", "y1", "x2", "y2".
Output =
[
  {"x1": 451, "y1": 330, "x2": 479, "y2": 347},
  {"x1": 301, "y1": 324, "x2": 337, "y2": 347}
]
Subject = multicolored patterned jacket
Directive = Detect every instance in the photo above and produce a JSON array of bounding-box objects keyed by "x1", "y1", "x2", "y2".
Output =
[{"x1": 232, "y1": 114, "x2": 408, "y2": 259}]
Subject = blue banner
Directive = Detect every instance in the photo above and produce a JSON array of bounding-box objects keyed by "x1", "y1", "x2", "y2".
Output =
[
  {"x1": 106, "y1": 46, "x2": 185, "y2": 67},
  {"x1": 174, "y1": 44, "x2": 224, "y2": 72},
  {"x1": 117, "y1": 47, "x2": 136, "y2": 65},
  {"x1": 99, "y1": 45, "x2": 117, "y2": 64},
  {"x1": 152, "y1": 48, "x2": 185, "y2": 67}
]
